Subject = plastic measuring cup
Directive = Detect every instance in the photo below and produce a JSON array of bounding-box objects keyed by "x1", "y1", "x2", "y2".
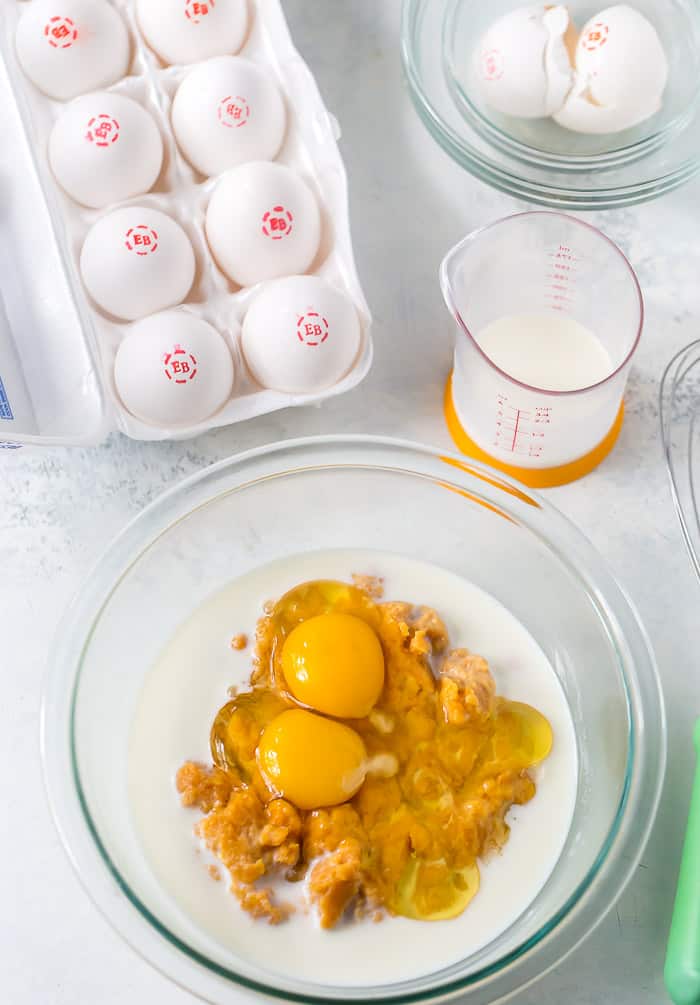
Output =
[{"x1": 440, "y1": 212, "x2": 643, "y2": 488}]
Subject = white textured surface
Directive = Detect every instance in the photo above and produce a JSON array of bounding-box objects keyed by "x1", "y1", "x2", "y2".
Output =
[{"x1": 1, "y1": 2, "x2": 698, "y2": 1003}]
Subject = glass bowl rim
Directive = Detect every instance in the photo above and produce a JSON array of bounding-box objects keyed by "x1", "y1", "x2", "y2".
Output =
[
  {"x1": 41, "y1": 435, "x2": 667, "y2": 1004},
  {"x1": 400, "y1": 0, "x2": 700, "y2": 210}
]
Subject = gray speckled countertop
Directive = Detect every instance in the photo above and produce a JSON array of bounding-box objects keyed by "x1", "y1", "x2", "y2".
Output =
[{"x1": 3, "y1": 3, "x2": 699, "y2": 1003}]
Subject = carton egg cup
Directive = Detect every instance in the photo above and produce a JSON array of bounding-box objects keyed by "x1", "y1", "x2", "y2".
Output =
[{"x1": 0, "y1": 0, "x2": 372, "y2": 445}]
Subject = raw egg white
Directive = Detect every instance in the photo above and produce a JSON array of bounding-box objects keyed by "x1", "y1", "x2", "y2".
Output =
[
  {"x1": 136, "y1": 0, "x2": 247, "y2": 66},
  {"x1": 554, "y1": 5, "x2": 668, "y2": 134},
  {"x1": 114, "y1": 310, "x2": 234, "y2": 426},
  {"x1": 205, "y1": 162, "x2": 321, "y2": 287},
  {"x1": 171, "y1": 56, "x2": 286, "y2": 177},
  {"x1": 476, "y1": 5, "x2": 575, "y2": 118},
  {"x1": 241, "y1": 275, "x2": 361, "y2": 394},
  {"x1": 80, "y1": 207, "x2": 196, "y2": 321},
  {"x1": 15, "y1": 0, "x2": 130, "y2": 101},
  {"x1": 257, "y1": 709, "x2": 367, "y2": 810},
  {"x1": 49, "y1": 93, "x2": 163, "y2": 209}
]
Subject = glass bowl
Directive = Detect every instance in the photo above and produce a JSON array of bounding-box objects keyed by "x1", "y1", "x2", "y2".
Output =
[
  {"x1": 402, "y1": 0, "x2": 700, "y2": 209},
  {"x1": 42, "y1": 437, "x2": 666, "y2": 1004}
]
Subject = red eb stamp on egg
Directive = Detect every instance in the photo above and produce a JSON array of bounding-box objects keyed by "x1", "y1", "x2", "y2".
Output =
[
  {"x1": 262, "y1": 206, "x2": 294, "y2": 241},
  {"x1": 163, "y1": 345, "x2": 198, "y2": 384},
  {"x1": 185, "y1": 0, "x2": 216, "y2": 24},
  {"x1": 44, "y1": 16, "x2": 78, "y2": 49},
  {"x1": 218, "y1": 95, "x2": 250, "y2": 128},
  {"x1": 86, "y1": 114, "x2": 120, "y2": 147},
  {"x1": 582, "y1": 23, "x2": 609, "y2": 51},
  {"x1": 297, "y1": 313, "x2": 329, "y2": 348},
  {"x1": 481, "y1": 48, "x2": 504, "y2": 81},
  {"x1": 125, "y1": 226, "x2": 159, "y2": 256}
]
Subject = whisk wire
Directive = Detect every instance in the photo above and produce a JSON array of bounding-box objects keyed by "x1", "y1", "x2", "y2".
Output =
[{"x1": 660, "y1": 339, "x2": 700, "y2": 583}]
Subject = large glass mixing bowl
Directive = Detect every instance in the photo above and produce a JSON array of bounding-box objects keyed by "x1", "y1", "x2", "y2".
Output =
[{"x1": 42, "y1": 437, "x2": 666, "y2": 1003}]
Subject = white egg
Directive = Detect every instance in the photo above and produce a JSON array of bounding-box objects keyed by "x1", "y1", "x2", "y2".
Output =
[
  {"x1": 15, "y1": 0, "x2": 130, "y2": 101},
  {"x1": 80, "y1": 207, "x2": 196, "y2": 321},
  {"x1": 171, "y1": 57, "x2": 286, "y2": 177},
  {"x1": 476, "y1": 5, "x2": 575, "y2": 119},
  {"x1": 114, "y1": 311, "x2": 234, "y2": 426},
  {"x1": 49, "y1": 93, "x2": 163, "y2": 208},
  {"x1": 136, "y1": 0, "x2": 247, "y2": 66},
  {"x1": 241, "y1": 276, "x2": 361, "y2": 394},
  {"x1": 554, "y1": 5, "x2": 668, "y2": 134},
  {"x1": 205, "y1": 162, "x2": 321, "y2": 288}
]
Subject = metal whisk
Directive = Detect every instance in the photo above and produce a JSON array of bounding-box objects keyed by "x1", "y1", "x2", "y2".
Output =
[
  {"x1": 660, "y1": 340, "x2": 700, "y2": 1005},
  {"x1": 661, "y1": 339, "x2": 700, "y2": 581}
]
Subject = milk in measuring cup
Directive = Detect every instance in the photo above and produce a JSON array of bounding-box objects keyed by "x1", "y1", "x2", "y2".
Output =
[
  {"x1": 449, "y1": 307, "x2": 629, "y2": 473},
  {"x1": 475, "y1": 314, "x2": 612, "y2": 392},
  {"x1": 441, "y1": 213, "x2": 641, "y2": 482}
]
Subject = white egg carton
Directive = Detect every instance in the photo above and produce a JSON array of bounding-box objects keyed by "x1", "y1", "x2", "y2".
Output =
[{"x1": 0, "y1": 0, "x2": 372, "y2": 446}]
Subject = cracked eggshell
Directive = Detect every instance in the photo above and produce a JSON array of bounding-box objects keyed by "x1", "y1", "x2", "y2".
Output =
[
  {"x1": 475, "y1": 5, "x2": 575, "y2": 119},
  {"x1": 554, "y1": 4, "x2": 668, "y2": 134}
]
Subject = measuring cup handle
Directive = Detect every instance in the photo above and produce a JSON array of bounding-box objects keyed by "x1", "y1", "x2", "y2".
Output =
[{"x1": 665, "y1": 720, "x2": 700, "y2": 1005}]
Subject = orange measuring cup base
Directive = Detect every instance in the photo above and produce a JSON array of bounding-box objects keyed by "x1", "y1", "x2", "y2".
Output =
[{"x1": 444, "y1": 376, "x2": 625, "y2": 489}]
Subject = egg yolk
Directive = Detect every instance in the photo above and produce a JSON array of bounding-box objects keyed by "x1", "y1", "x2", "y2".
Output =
[
  {"x1": 281, "y1": 612, "x2": 385, "y2": 719},
  {"x1": 257, "y1": 709, "x2": 367, "y2": 810}
]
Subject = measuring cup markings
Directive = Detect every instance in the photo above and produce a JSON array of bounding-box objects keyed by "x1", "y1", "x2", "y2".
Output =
[
  {"x1": 495, "y1": 394, "x2": 551, "y2": 458},
  {"x1": 545, "y1": 244, "x2": 578, "y2": 312}
]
